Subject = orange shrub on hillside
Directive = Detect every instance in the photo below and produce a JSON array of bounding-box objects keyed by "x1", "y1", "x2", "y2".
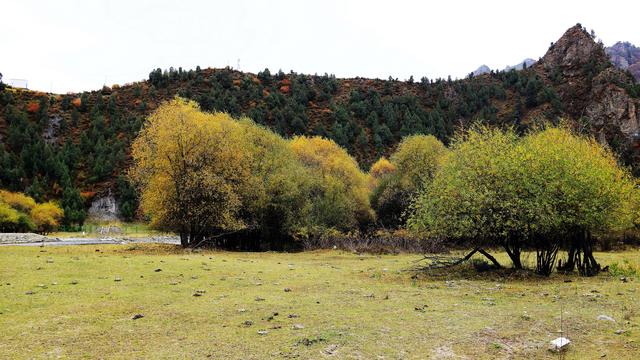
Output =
[
  {"x1": 72, "y1": 97, "x2": 82, "y2": 108},
  {"x1": 80, "y1": 191, "x2": 96, "y2": 201},
  {"x1": 280, "y1": 85, "x2": 290, "y2": 93},
  {"x1": 26, "y1": 101, "x2": 40, "y2": 113}
]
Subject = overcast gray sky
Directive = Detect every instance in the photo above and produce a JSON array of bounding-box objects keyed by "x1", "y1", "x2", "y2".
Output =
[{"x1": 2, "y1": 0, "x2": 638, "y2": 93}]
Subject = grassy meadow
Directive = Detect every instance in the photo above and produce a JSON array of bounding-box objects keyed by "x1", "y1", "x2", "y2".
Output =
[{"x1": 0, "y1": 245, "x2": 638, "y2": 359}]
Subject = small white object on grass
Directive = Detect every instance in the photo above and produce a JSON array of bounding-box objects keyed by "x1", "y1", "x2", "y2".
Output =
[
  {"x1": 597, "y1": 315, "x2": 615, "y2": 322},
  {"x1": 549, "y1": 337, "x2": 570, "y2": 351}
]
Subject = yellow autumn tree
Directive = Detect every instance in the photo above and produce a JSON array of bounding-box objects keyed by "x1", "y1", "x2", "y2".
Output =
[
  {"x1": 368, "y1": 157, "x2": 396, "y2": 190},
  {"x1": 0, "y1": 190, "x2": 60, "y2": 233},
  {"x1": 0, "y1": 201, "x2": 21, "y2": 232},
  {"x1": 0, "y1": 190, "x2": 36, "y2": 212},
  {"x1": 30, "y1": 202, "x2": 64, "y2": 234},
  {"x1": 130, "y1": 98, "x2": 251, "y2": 247},
  {"x1": 290, "y1": 136, "x2": 374, "y2": 231},
  {"x1": 130, "y1": 98, "x2": 317, "y2": 249}
]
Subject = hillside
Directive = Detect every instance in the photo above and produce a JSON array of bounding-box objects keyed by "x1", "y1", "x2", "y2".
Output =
[{"x1": 1, "y1": 23, "x2": 639, "y2": 221}]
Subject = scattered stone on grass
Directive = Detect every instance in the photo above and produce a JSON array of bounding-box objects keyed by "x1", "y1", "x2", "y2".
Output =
[
  {"x1": 114, "y1": 277, "x2": 122, "y2": 282},
  {"x1": 132, "y1": 314, "x2": 144, "y2": 320},
  {"x1": 549, "y1": 337, "x2": 571, "y2": 352},
  {"x1": 297, "y1": 337, "x2": 325, "y2": 346},
  {"x1": 193, "y1": 289, "x2": 206, "y2": 297},
  {"x1": 284, "y1": 287, "x2": 292, "y2": 292},
  {"x1": 292, "y1": 324, "x2": 304, "y2": 330},
  {"x1": 25, "y1": 290, "x2": 34, "y2": 295},
  {"x1": 70, "y1": 280, "x2": 78, "y2": 285},
  {"x1": 288, "y1": 314, "x2": 299, "y2": 318},
  {"x1": 323, "y1": 344, "x2": 338, "y2": 355},
  {"x1": 243, "y1": 320, "x2": 253, "y2": 326},
  {"x1": 614, "y1": 329, "x2": 625, "y2": 335},
  {"x1": 154, "y1": 269, "x2": 162, "y2": 272},
  {"x1": 255, "y1": 297, "x2": 265, "y2": 301},
  {"x1": 597, "y1": 315, "x2": 615, "y2": 322},
  {"x1": 257, "y1": 330, "x2": 268, "y2": 335}
]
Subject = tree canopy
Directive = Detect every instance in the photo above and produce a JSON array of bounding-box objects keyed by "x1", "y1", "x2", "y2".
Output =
[{"x1": 408, "y1": 125, "x2": 638, "y2": 275}]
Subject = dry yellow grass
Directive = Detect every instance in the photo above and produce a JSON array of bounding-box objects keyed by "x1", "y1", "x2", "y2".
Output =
[{"x1": 0, "y1": 245, "x2": 638, "y2": 359}]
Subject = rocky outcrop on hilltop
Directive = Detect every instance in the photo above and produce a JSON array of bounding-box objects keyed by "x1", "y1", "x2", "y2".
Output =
[
  {"x1": 606, "y1": 41, "x2": 640, "y2": 82},
  {"x1": 536, "y1": 24, "x2": 640, "y2": 162}
]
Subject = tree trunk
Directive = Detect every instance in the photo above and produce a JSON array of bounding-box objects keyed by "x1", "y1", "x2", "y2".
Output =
[
  {"x1": 180, "y1": 232, "x2": 189, "y2": 247},
  {"x1": 477, "y1": 248, "x2": 502, "y2": 268},
  {"x1": 503, "y1": 237, "x2": 523, "y2": 269}
]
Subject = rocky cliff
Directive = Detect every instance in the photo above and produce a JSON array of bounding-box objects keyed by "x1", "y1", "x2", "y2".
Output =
[{"x1": 606, "y1": 41, "x2": 640, "y2": 82}]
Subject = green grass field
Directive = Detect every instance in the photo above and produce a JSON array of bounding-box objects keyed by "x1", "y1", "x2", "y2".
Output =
[{"x1": 0, "y1": 245, "x2": 638, "y2": 359}]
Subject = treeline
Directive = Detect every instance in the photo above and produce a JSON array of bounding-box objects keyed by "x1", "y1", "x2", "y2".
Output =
[
  {"x1": 149, "y1": 65, "x2": 563, "y2": 167},
  {"x1": 0, "y1": 190, "x2": 63, "y2": 234},
  {"x1": 132, "y1": 99, "x2": 639, "y2": 276}
]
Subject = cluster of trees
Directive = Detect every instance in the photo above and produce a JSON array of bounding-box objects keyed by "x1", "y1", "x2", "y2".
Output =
[
  {"x1": 0, "y1": 190, "x2": 64, "y2": 234},
  {"x1": 406, "y1": 126, "x2": 638, "y2": 276},
  {"x1": 131, "y1": 99, "x2": 638, "y2": 275},
  {"x1": 130, "y1": 98, "x2": 372, "y2": 249}
]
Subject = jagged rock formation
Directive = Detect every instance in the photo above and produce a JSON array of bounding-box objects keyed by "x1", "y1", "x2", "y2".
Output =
[
  {"x1": 472, "y1": 65, "x2": 491, "y2": 76},
  {"x1": 535, "y1": 24, "x2": 639, "y2": 165},
  {"x1": 606, "y1": 41, "x2": 640, "y2": 82},
  {"x1": 471, "y1": 59, "x2": 537, "y2": 76},
  {"x1": 504, "y1": 58, "x2": 536, "y2": 71},
  {"x1": 87, "y1": 192, "x2": 120, "y2": 221}
]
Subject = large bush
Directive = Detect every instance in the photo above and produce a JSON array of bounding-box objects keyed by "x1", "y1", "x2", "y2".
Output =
[
  {"x1": 408, "y1": 125, "x2": 637, "y2": 276},
  {"x1": 0, "y1": 190, "x2": 63, "y2": 233},
  {"x1": 290, "y1": 136, "x2": 374, "y2": 232}
]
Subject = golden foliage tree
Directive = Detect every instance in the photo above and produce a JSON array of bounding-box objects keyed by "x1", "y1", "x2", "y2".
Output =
[
  {"x1": 30, "y1": 202, "x2": 64, "y2": 234},
  {"x1": 290, "y1": 136, "x2": 374, "y2": 231},
  {"x1": 130, "y1": 98, "x2": 251, "y2": 247},
  {"x1": 0, "y1": 190, "x2": 62, "y2": 233}
]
